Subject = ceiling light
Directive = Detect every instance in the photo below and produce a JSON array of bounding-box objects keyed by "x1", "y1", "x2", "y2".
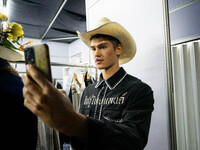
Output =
[{"x1": 1, "y1": 0, "x2": 9, "y2": 18}]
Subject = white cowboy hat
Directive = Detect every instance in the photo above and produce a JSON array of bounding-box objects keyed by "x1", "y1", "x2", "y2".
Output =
[
  {"x1": 0, "y1": 45, "x2": 24, "y2": 61},
  {"x1": 77, "y1": 17, "x2": 136, "y2": 64}
]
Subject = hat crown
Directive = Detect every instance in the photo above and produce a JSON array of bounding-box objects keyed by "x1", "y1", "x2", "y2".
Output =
[{"x1": 95, "y1": 17, "x2": 112, "y2": 28}]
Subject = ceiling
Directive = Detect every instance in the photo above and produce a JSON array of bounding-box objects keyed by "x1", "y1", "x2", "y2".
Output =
[{"x1": 4, "y1": 0, "x2": 86, "y2": 44}]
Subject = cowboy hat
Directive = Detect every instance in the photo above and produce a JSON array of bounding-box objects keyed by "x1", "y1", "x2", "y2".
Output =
[
  {"x1": 77, "y1": 17, "x2": 136, "y2": 64},
  {"x1": 0, "y1": 45, "x2": 24, "y2": 61}
]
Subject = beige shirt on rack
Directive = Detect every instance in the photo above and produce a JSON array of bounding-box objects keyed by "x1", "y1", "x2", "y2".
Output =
[{"x1": 71, "y1": 79, "x2": 85, "y2": 112}]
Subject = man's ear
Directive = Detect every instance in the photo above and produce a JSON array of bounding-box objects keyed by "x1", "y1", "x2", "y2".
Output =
[{"x1": 116, "y1": 44, "x2": 122, "y2": 56}]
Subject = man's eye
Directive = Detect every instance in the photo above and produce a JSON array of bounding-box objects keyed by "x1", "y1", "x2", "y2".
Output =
[
  {"x1": 91, "y1": 48, "x2": 96, "y2": 51},
  {"x1": 100, "y1": 46, "x2": 106, "y2": 49}
]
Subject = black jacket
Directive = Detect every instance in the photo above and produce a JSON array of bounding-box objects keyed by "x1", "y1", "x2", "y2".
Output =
[
  {"x1": 0, "y1": 73, "x2": 37, "y2": 150},
  {"x1": 71, "y1": 67, "x2": 154, "y2": 150}
]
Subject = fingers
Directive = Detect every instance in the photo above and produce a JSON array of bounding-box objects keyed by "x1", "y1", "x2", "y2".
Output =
[
  {"x1": 26, "y1": 64, "x2": 52, "y2": 89},
  {"x1": 22, "y1": 73, "x2": 43, "y2": 114},
  {"x1": 23, "y1": 86, "x2": 36, "y2": 111},
  {"x1": 22, "y1": 73, "x2": 42, "y2": 99},
  {"x1": 24, "y1": 97, "x2": 42, "y2": 115}
]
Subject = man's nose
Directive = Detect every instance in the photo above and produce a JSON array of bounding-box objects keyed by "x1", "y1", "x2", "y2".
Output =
[{"x1": 94, "y1": 48, "x2": 101, "y2": 56}]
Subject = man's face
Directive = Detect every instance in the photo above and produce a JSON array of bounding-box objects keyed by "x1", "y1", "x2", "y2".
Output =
[{"x1": 90, "y1": 37, "x2": 121, "y2": 70}]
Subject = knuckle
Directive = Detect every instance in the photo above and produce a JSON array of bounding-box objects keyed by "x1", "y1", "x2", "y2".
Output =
[
  {"x1": 23, "y1": 99, "x2": 28, "y2": 107},
  {"x1": 23, "y1": 100, "x2": 39, "y2": 115},
  {"x1": 32, "y1": 72, "x2": 40, "y2": 80},
  {"x1": 24, "y1": 77, "x2": 33, "y2": 86},
  {"x1": 31, "y1": 107, "x2": 39, "y2": 115},
  {"x1": 35, "y1": 100, "x2": 43, "y2": 111},
  {"x1": 43, "y1": 86, "x2": 52, "y2": 95},
  {"x1": 38, "y1": 94, "x2": 46, "y2": 104},
  {"x1": 22, "y1": 87, "x2": 27, "y2": 94},
  {"x1": 45, "y1": 87, "x2": 51, "y2": 94}
]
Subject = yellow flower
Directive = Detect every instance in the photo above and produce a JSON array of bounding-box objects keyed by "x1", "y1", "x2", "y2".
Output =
[
  {"x1": 10, "y1": 22, "x2": 24, "y2": 40},
  {"x1": 1, "y1": 14, "x2": 32, "y2": 51},
  {"x1": 0, "y1": 13, "x2": 8, "y2": 21}
]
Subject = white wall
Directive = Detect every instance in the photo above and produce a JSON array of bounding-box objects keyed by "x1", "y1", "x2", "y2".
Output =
[
  {"x1": 44, "y1": 40, "x2": 69, "y2": 81},
  {"x1": 85, "y1": 0, "x2": 169, "y2": 149},
  {"x1": 68, "y1": 39, "x2": 90, "y2": 65}
]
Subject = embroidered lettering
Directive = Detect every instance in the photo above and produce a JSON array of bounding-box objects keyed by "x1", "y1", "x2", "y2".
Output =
[
  {"x1": 119, "y1": 97, "x2": 124, "y2": 104},
  {"x1": 103, "y1": 116, "x2": 122, "y2": 123},
  {"x1": 83, "y1": 93, "x2": 127, "y2": 105}
]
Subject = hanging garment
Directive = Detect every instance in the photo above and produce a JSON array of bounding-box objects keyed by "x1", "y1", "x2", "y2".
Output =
[
  {"x1": 36, "y1": 118, "x2": 61, "y2": 150},
  {"x1": 71, "y1": 81, "x2": 84, "y2": 112},
  {"x1": 68, "y1": 85, "x2": 72, "y2": 102},
  {"x1": 71, "y1": 73, "x2": 85, "y2": 112},
  {"x1": 84, "y1": 71, "x2": 96, "y2": 87},
  {"x1": 54, "y1": 79, "x2": 63, "y2": 89}
]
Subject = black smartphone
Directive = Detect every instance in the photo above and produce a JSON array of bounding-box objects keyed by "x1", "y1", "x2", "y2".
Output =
[{"x1": 24, "y1": 43, "x2": 52, "y2": 83}]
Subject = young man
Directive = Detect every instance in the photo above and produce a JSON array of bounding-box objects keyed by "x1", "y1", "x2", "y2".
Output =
[{"x1": 22, "y1": 17, "x2": 154, "y2": 150}]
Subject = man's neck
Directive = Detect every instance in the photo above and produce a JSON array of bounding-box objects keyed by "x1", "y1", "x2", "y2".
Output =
[{"x1": 102, "y1": 65, "x2": 120, "y2": 80}]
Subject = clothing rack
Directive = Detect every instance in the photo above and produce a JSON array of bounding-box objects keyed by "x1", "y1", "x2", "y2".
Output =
[
  {"x1": 51, "y1": 62, "x2": 98, "y2": 80},
  {"x1": 10, "y1": 60, "x2": 98, "y2": 80}
]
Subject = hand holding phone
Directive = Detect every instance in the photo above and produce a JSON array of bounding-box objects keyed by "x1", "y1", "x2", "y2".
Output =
[{"x1": 24, "y1": 43, "x2": 52, "y2": 82}]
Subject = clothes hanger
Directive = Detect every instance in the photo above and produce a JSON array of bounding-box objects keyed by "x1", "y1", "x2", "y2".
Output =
[
  {"x1": 73, "y1": 73, "x2": 81, "y2": 88},
  {"x1": 87, "y1": 71, "x2": 90, "y2": 79},
  {"x1": 82, "y1": 72, "x2": 85, "y2": 82}
]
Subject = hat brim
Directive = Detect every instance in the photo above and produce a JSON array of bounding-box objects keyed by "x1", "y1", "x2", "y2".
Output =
[
  {"x1": 77, "y1": 22, "x2": 136, "y2": 64},
  {"x1": 0, "y1": 46, "x2": 24, "y2": 61}
]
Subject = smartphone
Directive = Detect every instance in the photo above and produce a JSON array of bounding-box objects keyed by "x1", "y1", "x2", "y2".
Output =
[{"x1": 24, "y1": 43, "x2": 52, "y2": 83}]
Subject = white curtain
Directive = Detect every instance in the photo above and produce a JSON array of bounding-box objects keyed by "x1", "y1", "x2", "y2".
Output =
[{"x1": 171, "y1": 40, "x2": 200, "y2": 150}]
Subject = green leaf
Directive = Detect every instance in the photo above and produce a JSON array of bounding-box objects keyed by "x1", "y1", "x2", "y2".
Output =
[
  {"x1": 12, "y1": 36, "x2": 22, "y2": 46},
  {"x1": 3, "y1": 38, "x2": 18, "y2": 51}
]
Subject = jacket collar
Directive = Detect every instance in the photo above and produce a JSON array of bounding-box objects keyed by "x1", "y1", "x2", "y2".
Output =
[{"x1": 95, "y1": 67, "x2": 127, "y2": 90}]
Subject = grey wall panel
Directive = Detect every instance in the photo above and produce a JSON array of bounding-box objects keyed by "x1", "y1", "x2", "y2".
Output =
[
  {"x1": 169, "y1": 1, "x2": 200, "y2": 42},
  {"x1": 168, "y1": 0, "x2": 191, "y2": 10}
]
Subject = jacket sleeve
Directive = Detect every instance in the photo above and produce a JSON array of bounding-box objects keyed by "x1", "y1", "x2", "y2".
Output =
[{"x1": 71, "y1": 83, "x2": 154, "y2": 150}]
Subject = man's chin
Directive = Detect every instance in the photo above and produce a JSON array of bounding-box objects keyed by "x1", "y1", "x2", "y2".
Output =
[
  {"x1": 96, "y1": 65, "x2": 109, "y2": 70},
  {"x1": 95, "y1": 64, "x2": 103, "y2": 69},
  {"x1": 96, "y1": 66, "x2": 104, "y2": 70}
]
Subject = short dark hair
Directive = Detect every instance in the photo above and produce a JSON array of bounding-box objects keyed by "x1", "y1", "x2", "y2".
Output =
[{"x1": 90, "y1": 34, "x2": 121, "y2": 49}]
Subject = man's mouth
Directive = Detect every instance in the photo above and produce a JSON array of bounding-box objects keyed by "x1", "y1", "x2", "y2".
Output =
[{"x1": 95, "y1": 59, "x2": 103, "y2": 63}]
